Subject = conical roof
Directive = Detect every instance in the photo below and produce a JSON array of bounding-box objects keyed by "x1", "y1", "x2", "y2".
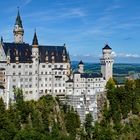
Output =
[
  {"x1": 103, "y1": 44, "x2": 112, "y2": 50},
  {"x1": 79, "y1": 60, "x2": 84, "y2": 65},
  {"x1": 32, "y1": 31, "x2": 38, "y2": 45},
  {"x1": 15, "y1": 9, "x2": 23, "y2": 28}
]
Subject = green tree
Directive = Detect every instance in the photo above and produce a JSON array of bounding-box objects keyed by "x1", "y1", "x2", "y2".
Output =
[
  {"x1": 106, "y1": 78, "x2": 115, "y2": 90},
  {"x1": 84, "y1": 113, "x2": 93, "y2": 139}
]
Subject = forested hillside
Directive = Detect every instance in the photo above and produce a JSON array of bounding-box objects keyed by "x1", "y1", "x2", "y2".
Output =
[
  {"x1": 91, "y1": 79, "x2": 140, "y2": 140},
  {"x1": 0, "y1": 79, "x2": 140, "y2": 140},
  {"x1": 0, "y1": 90, "x2": 81, "y2": 140}
]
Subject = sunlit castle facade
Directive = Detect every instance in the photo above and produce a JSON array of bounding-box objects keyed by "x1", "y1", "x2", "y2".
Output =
[
  {"x1": 0, "y1": 11, "x2": 114, "y2": 121},
  {"x1": 0, "y1": 10, "x2": 71, "y2": 108}
]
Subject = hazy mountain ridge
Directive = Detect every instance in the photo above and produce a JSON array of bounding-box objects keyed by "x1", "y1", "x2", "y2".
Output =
[{"x1": 71, "y1": 61, "x2": 140, "y2": 75}]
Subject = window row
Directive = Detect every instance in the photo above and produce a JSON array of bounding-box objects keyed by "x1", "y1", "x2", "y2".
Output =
[{"x1": 13, "y1": 65, "x2": 32, "y2": 68}]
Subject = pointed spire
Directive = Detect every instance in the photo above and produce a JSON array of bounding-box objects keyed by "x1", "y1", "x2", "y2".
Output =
[
  {"x1": 0, "y1": 36, "x2": 3, "y2": 43},
  {"x1": 32, "y1": 29, "x2": 38, "y2": 46},
  {"x1": 15, "y1": 7, "x2": 23, "y2": 28},
  {"x1": 7, "y1": 48, "x2": 10, "y2": 57},
  {"x1": 67, "y1": 51, "x2": 70, "y2": 62},
  {"x1": 79, "y1": 60, "x2": 84, "y2": 65}
]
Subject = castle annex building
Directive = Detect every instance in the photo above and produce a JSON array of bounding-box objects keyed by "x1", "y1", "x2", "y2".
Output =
[{"x1": 0, "y1": 11, "x2": 114, "y2": 121}]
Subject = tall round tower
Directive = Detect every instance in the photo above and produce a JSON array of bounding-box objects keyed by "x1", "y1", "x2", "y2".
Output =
[
  {"x1": 13, "y1": 9, "x2": 24, "y2": 43},
  {"x1": 78, "y1": 60, "x2": 84, "y2": 73},
  {"x1": 100, "y1": 44, "x2": 114, "y2": 81}
]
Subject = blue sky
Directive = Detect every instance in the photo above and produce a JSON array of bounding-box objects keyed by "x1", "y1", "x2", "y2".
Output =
[{"x1": 0, "y1": 0, "x2": 140, "y2": 63}]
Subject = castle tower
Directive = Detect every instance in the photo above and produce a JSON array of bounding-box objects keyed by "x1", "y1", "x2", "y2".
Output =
[
  {"x1": 78, "y1": 60, "x2": 84, "y2": 73},
  {"x1": 13, "y1": 9, "x2": 24, "y2": 43},
  {"x1": 32, "y1": 31, "x2": 39, "y2": 100},
  {"x1": 100, "y1": 44, "x2": 114, "y2": 81}
]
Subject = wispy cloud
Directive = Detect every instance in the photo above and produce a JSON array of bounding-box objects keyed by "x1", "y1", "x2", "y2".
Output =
[
  {"x1": 112, "y1": 52, "x2": 140, "y2": 58},
  {"x1": 23, "y1": 0, "x2": 32, "y2": 6},
  {"x1": 104, "y1": 5, "x2": 122, "y2": 12},
  {"x1": 23, "y1": 7, "x2": 86, "y2": 22}
]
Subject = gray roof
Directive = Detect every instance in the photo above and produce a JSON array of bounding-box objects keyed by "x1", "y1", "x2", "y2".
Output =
[
  {"x1": 66, "y1": 78, "x2": 73, "y2": 83},
  {"x1": 32, "y1": 31, "x2": 38, "y2": 45},
  {"x1": 15, "y1": 10, "x2": 23, "y2": 28},
  {"x1": 103, "y1": 44, "x2": 111, "y2": 50},
  {"x1": 2, "y1": 42, "x2": 69, "y2": 63},
  {"x1": 81, "y1": 73, "x2": 102, "y2": 78},
  {"x1": 79, "y1": 60, "x2": 84, "y2": 65}
]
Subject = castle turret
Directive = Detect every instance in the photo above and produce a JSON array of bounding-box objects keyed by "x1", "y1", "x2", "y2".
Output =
[
  {"x1": 32, "y1": 31, "x2": 39, "y2": 100},
  {"x1": 100, "y1": 44, "x2": 114, "y2": 81},
  {"x1": 0, "y1": 37, "x2": 3, "y2": 44},
  {"x1": 13, "y1": 9, "x2": 24, "y2": 43},
  {"x1": 6, "y1": 49, "x2": 10, "y2": 64},
  {"x1": 78, "y1": 60, "x2": 84, "y2": 73}
]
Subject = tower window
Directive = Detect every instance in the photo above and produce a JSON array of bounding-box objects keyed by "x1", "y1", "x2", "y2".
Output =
[
  {"x1": 18, "y1": 65, "x2": 21, "y2": 68},
  {"x1": 13, "y1": 65, "x2": 16, "y2": 68}
]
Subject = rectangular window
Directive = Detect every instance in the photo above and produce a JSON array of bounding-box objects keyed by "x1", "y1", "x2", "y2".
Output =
[
  {"x1": 18, "y1": 65, "x2": 21, "y2": 68},
  {"x1": 42, "y1": 65, "x2": 45, "y2": 68},
  {"x1": 13, "y1": 65, "x2": 16, "y2": 68},
  {"x1": 29, "y1": 78, "x2": 32, "y2": 81},
  {"x1": 29, "y1": 72, "x2": 32, "y2": 75},
  {"x1": 48, "y1": 65, "x2": 51, "y2": 68},
  {"x1": 29, "y1": 65, "x2": 32, "y2": 68}
]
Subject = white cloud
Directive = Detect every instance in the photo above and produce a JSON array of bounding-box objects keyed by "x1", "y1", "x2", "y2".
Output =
[
  {"x1": 111, "y1": 51, "x2": 117, "y2": 57},
  {"x1": 125, "y1": 54, "x2": 140, "y2": 58},
  {"x1": 24, "y1": 0, "x2": 32, "y2": 5},
  {"x1": 113, "y1": 52, "x2": 140, "y2": 58}
]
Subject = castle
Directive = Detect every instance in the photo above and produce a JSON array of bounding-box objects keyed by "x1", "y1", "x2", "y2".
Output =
[{"x1": 0, "y1": 10, "x2": 114, "y2": 122}]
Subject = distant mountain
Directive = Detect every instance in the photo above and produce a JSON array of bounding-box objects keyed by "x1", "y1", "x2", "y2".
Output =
[{"x1": 71, "y1": 61, "x2": 140, "y2": 75}]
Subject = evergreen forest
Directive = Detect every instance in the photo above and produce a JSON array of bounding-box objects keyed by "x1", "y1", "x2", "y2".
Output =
[{"x1": 0, "y1": 79, "x2": 140, "y2": 140}]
